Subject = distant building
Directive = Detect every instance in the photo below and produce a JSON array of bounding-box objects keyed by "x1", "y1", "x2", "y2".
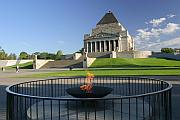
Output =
[
  {"x1": 84, "y1": 11, "x2": 134, "y2": 53},
  {"x1": 174, "y1": 48, "x2": 180, "y2": 54},
  {"x1": 61, "y1": 11, "x2": 151, "y2": 61}
]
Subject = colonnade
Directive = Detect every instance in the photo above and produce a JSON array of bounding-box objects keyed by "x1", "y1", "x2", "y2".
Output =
[{"x1": 85, "y1": 40, "x2": 120, "y2": 53}]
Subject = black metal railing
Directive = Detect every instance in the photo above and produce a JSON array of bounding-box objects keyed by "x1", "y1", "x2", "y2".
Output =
[{"x1": 6, "y1": 76, "x2": 172, "y2": 120}]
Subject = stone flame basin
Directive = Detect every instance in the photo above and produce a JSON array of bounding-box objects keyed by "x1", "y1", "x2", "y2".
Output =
[{"x1": 66, "y1": 86, "x2": 113, "y2": 98}]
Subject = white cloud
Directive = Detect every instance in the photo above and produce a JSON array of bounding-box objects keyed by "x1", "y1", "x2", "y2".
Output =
[
  {"x1": 135, "y1": 14, "x2": 179, "y2": 51},
  {"x1": 167, "y1": 14, "x2": 176, "y2": 18},
  {"x1": 146, "y1": 14, "x2": 176, "y2": 27},
  {"x1": 135, "y1": 28, "x2": 152, "y2": 40},
  {"x1": 149, "y1": 17, "x2": 166, "y2": 27},
  {"x1": 161, "y1": 23, "x2": 180, "y2": 34},
  {"x1": 159, "y1": 37, "x2": 180, "y2": 47},
  {"x1": 141, "y1": 37, "x2": 180, "y2": 51},
  {"x1": 135, "y1": 37, "x2": 180, "y2": 51},
  {"x1": 135, "y1": 23, "x2": 180, "y2": 41},
  {"x1": 156, "y1": 39, "x2": 161, "y2": 42},
  {"x1": 145, "y1": 21, "x2": 149, "y2": 24}
]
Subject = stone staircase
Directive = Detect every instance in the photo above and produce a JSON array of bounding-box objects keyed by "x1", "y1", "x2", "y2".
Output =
[{"x1": 40, "y1": 58, "x2": 83, "y2": 69}]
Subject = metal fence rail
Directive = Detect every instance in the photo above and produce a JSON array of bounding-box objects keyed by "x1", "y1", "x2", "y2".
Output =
[{"x1": 6, "y1": 76, "x2": 172, "y2": 120}]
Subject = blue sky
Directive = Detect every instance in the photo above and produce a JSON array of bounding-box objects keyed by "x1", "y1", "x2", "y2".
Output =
[{"x1": 0, "y1": 0, "x2": 180, "y2": 55}]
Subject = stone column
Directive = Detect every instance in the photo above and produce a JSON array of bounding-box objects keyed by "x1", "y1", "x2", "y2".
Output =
[
  {"x1": 95, "y1": 41, "x2": 97, "y2": 52},
  {"x1": 99, "y1": 41, "x2": 101, "y2": 52},
  {"x1": 84, "y1": 42, "x2": 86, "y2": 52},
  {"x1": 113, "y1": 40, "x2": 116, "y2": 51},
  {"x1": 110, "y1": 40, "x2": 112, "y2": 51},
  {"x1": 118, "y1": 40, "x2": 121, "y2": 52},
  {"x1": 90, "y1": 42, "x2": 92, "y2": 53},
  {"x1": 92, "y1": 42, "x2": 94, "y2": 52},
  {"x1": 104, "y1": 41, "x2": 106, "y2": 52},
  {"x1": 86, "y1": 42, "x2": 88, "y2": 52},
  {"x1": 33, "y1": 55, "x2": 37, "y2": 69}
]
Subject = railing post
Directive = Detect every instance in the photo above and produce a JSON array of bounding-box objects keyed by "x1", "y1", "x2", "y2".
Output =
[
  {"x1": 7, "y1": 93, "x2": 14, "y2": 120},
  {"x1": 169, "y1": 89, "x2": 172, "y2": 120},
  {"x1": 161, "y1": 81, "x2": 164, "y2": 90}
]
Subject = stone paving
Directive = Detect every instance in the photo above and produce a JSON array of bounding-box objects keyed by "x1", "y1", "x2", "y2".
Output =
[{"x1": 0, "y1": 69, "x2": 180, "y2": 120}]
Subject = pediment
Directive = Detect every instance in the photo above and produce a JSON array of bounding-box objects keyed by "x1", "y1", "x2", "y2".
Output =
[{"x1": 86, "y1": 32, "x2": 119, "y2": 40}]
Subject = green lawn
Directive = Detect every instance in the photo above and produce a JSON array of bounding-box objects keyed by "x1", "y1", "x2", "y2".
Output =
[
  {"x1": 15, "y1": 68, "x2": 180, "y2": 78},
  {"x1": 90, "y1": 58, "x2": 180, "y2": 68},
  {"x1": 7, "y1": 62, "x2": 33, "y2": 69},
  {"x1": 10, "y1": 58, "x2": 180, "y2": 78}
]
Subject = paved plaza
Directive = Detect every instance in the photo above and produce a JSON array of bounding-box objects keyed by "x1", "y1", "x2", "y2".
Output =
[{"x1": 0, "y1": 69, "x2": 180, "y2": 120}]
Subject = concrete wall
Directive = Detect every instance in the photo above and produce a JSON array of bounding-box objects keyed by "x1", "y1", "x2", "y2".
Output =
[
  {"x1": 85, "y1": 51, "x2": 152, "y2": 59},
  {"x1": 116, "y1": 51, "x2": 134, "y2": 58},
  {"x1": 60, "y1": 53, "x2": 82, "y2": 60},
  {"x1": 110, "y1": 51, "x2": 116, "y2": 58},
  {"x1": 0, "y1": 59, "x2": 54, "y2": 69},
  {"x1": 87, "y1": 52, "x2": 111, "y2": 58},
  {"x1": 133, "y1": 51, "x2": 152, "y2": 58},
  {"x1": 151, "y1": 53, "x2": 180, "y2": 60},
  {"x1": 116, "y1": 51, "x2": 152, "y2": 58},
  {"x1": 83, "y1": 57, "x2": 96, "y2": 68},
  {"x1": 73, "y1": 53, "x2": 82, "y2": 60},
  {"x1": 0, "y1": 60, "x2": 33, "y2": 67},
  {"x1": 121, "y1": 38, "x2": 128, "y2": 51},
  {"x1": 34, "y1": 59, "x2": 54, "y2": 69}
]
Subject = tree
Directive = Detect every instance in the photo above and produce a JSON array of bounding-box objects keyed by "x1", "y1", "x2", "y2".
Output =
[
  {"x1": 33, "y1": 52, "x2": 40, "y2": 56},
  {"x1": 0, "y1": 51, "x2": 7, "y2": 60},
  {"x1": 56, "y1": 50, "x2": 63, "y2": 60},
  {"x1": 48, "y1": 53, "x2": 56, "y2": 60},
  {"x1": 161, "y1": 48, "x2": 174, "y2": 53},
  {"x1": 77, "y1": 48, "x2": 84, "y2": 53},
  {"x1": 39, "y1": 52, "x2": 49, "y2": 59},
  {"x1": 0, "y1": 47, "x2": 8, "y2": 60},
  {"x1": 19, "y1": 52, "x2": 29, "y2": 59},
  {"x1": 8, "y1": 53, "x2": 17, "y2": 60}
]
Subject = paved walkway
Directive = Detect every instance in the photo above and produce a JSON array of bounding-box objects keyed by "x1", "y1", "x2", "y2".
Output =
[{"x1": 0, "y1": 69, "x2": 180, "y2": 120}]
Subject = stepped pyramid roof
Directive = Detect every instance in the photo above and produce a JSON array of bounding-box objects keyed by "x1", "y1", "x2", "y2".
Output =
[{"x1": 97, "y1": 11, "x2": 119, "y2": 25}]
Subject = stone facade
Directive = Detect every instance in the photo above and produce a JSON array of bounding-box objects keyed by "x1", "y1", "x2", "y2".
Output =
[
  {"x1": 84, "y1": 11, "x2": 134, "y2": 53},
  {"x1": 115, "y1": 51, "x2": 152, "y2": 58}
]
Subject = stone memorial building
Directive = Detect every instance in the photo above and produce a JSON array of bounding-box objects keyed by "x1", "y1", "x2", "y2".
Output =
[{"x1": 84, "y1": 11, "x2": 134, "y2": 53}]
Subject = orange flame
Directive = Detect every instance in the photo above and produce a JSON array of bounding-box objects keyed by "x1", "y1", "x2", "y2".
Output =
[{"x1": 80, "y1": 72, "x2": 94, "y2": 92}]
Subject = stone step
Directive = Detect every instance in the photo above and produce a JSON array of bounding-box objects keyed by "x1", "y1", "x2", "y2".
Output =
[{"x1": 41, "y1": 58, "x2": 83, "y2": 69}]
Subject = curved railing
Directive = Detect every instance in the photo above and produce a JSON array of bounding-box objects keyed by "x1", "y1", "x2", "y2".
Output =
[{"x1": 6, "y1": 76, "x2": 172, "y2": 120}]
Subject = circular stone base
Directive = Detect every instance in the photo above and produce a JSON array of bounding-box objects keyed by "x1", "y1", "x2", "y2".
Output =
[{"x1": 27, "y1": 95, "x2": 152, "y2": 120}]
